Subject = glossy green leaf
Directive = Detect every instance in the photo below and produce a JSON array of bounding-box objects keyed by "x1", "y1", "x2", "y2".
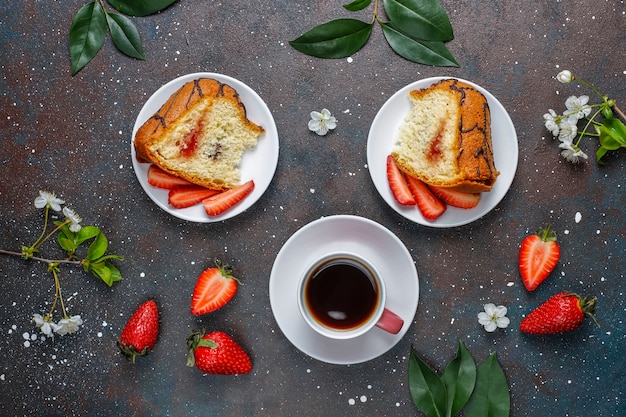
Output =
[
  {"x1": 90, "y1": 262, "x2": 113, "y2": 286},
  {"x1": 381, "y1": 22, "x2": 459, "y2": 67},
  {"x1": 289, "y1": 18, "x2": 373, "y2": 58},
  {"x1": 442, "y1": 341, "x2": 476, "y2": 417},
  {"x1": 106, "y1": 13, "x2": 145, "y2": 59},
  {"x1": 596, "y1": 146, "x2": 609, "y2": 164},
  {"x1": 87, "y1": 231, "x2": 108, "y2": 260},
  {"x1": 58, "y1": 237, "x2": 76, "y2": 253},
  {"x1": 409, "y1": 348, "x2": 447, "y2": 417},
  {"x1": 464, "y1": 352, "x2": 510, "y2": 417},
  {"x1": 383, "y1": 0, "x2": 453, "y2": 41},
  {"x1": 344, "y1": 0, "x2": 372, "y2": 11},
  {"x1": 598, "y1": 117, "x2": 626, "y2": 150},
  {"x1": 70, "y1": 1, "x2": 107, "y2": 75},
  {"x1": 105, "y1": 262, "x2": 123, "y2": 284},
  {"x1": 76, "y1": 225, "x2": 101, "y2": 246},
  {"x1": 107, "y1": 0, "x2": 178, "y2": 17}
]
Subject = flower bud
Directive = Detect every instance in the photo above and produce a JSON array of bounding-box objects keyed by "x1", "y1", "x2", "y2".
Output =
[
  {"x1": 556, "y1": 70, "x2": 573, "y2": 83},
  {"x1": 602, "y1": 106, "x2": 613, "y2": 119}
]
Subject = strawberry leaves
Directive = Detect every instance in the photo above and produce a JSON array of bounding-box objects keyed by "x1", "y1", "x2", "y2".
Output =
[
  {"x1": 409, "y1": 341, "x2": 510, "y2": 417},
  {"x1": 290, "y1": 0, "x2": 458, "y2": 67},
  {"x1": 69, "y1": 1, "x2": 175, "y2": 75}
]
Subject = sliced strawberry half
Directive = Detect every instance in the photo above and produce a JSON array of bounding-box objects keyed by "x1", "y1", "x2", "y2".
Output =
[
  {"x1": 519, "y1": 225, "x2": 561, "y2": 291},
  {"x1": 168, "y1": 185, "x2": 220, "y2": 209},
  {"x1": 147, "y1": 165, "x2": 193, "y2": 189},
  {"x1": 203, "y1": 180, "x2": 255, "y2": 216},
  {"x1": 405, "y1": 174, "x2": 447, "y2": 220},
  {"x1": 386, "y1": 155, "x2": 415, "y2": 206},
  {"x1": 429, "y1": 186, "x2": 481, "y2": 209},
  {"x1": 191, "y1": 260, "x2": 239, "y2": 315}
]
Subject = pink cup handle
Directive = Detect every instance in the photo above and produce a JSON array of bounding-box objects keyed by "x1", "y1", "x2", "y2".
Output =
[{"x1": 375, "y1": 308, "x2": 404, "y2": 334}]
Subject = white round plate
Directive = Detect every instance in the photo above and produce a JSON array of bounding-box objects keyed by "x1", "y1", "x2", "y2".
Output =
[
  {"x1": 131, "y1": 72, "x2": 279, "y2": 222},
  {"x1": 269, "y1": 215, "x2": 419, "y2": 365},
  {"x1": 367, "y1": 77, "x2": 518, "y2": 228}
]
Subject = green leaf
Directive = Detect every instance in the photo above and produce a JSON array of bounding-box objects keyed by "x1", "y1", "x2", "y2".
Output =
[
  {"x1": 598, "y1": 117, "x2": 626, "y2": 150},
  {"x1": 381, "y1": 22, "x2": 459, "y2": 67},
  {"x1": 86, "y1": 231, "x2": 108, "y2": 260},
  {"x1": 408, "y1": 347, "x2": 447, "y2": 417},
  {"x1": 442, "y1": 340, "x2": 476, "y2": 417},
  {"x1": 105, "y1": 262, "x2": 123, "y2": 284},
  {"x1": 107, "y1": 0, "x2": 178, "y2": 17},
  {"x1": 596, "y1": 146, "x2": 609, "y2": 164},
  {"x1": 289, "y1": 18, "x2": 373, "y2": 59},
  {"x1": 344, "y1": 0, "x2": 372, "y2": 11},
  {"x1": 76, "y1": 225, "x2": 101, "y2": 246},
  {"x1": 464, "y1": 352, "x2": 510, "y2": 417},
  {"x1": 58, "y1": 237, "x2": 76, "y2": 253},
  {"x1": 106, "y1": 13, "x2": 145, "y2": 59},
  {"x1": 383, "y1": 0, "x2": 454, "y2": 41},
  {"x1": 70, "y1": 1, "x2": 107, "y2": 75},
  {"x1": 90, "y1": 262, "x2": 113, "y2": 286}
]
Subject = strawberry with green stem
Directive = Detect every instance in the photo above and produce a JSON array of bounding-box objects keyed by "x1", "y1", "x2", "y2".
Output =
[
  {"x1": 186, "y1": 330, "x2": 252, "y2": 375},
  {"x1": 520, "y1": 291, "x2": 598, "y2": 334},
  {"x1": 117, "y1": 300, "x2": 159, "y2": 363}
]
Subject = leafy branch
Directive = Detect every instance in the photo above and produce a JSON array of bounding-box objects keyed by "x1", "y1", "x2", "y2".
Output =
[
  {"x1": 1, "y1": 191, "x2": 124, "y2": 337},
  {"x1": 289, "y1": 0, "x2": 458, "y2": 67},
  {"x1": 69, "y1": 0, "x2": 177, "y2": 75}
]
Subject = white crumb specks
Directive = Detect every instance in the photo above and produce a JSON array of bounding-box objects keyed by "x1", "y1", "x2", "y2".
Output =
[{"x1": 575, "y1": 212, "x2": 582, "y2": 223}]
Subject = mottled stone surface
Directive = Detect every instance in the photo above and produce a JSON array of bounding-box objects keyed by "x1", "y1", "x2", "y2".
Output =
[{"x1": 0, "y1": 1, "x2": 624, "y2": 416}]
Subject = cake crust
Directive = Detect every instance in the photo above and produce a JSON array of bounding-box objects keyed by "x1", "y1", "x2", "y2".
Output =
[
  {"x1": 391, "y1": 78, "x2": 499, "y2": 193},
  {"x1": 134, "y1": 78, "x2": 264, "y2": 191}
]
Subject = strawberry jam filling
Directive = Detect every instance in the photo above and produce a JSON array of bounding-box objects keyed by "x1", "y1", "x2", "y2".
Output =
[{"x1": 177, "y1": 120, "x2": 203, "y2": 157}]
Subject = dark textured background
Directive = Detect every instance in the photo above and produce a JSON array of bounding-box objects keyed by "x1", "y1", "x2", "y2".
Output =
[{"x1": 1, "y1": 1, "x2": 624, "y2": 416}]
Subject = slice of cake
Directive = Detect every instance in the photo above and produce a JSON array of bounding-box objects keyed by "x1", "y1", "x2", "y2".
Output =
[
  {"x1": 134, "y1": 78, "x2": 264, "y2": 191},
  {"x1": 391, "y1": 79, "x2": 499, "y2": 193}
]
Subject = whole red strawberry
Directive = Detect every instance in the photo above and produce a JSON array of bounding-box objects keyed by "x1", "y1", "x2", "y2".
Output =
[
  {"x1": 117, "y1": 300, "x2": 159, "y2": 363},
  {"x1": 520, "y1": 292, "x2": 598, "y2": 334},
  {"x1": 186, "y1": 330, "x2": 252, "y2": 375},
  {"x1": 518, "y1": 225, "x2": 561, "y2": 291}
]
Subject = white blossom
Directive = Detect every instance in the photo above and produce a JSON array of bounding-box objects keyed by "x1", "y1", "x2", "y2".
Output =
[
  {"x1": 565, "y1": 95, "x2": 592, "y2": 119},
  {"x1": 33, "y1": 313, "x2": 58, "y2": 337},
  {"x1": 34, "y1": 191, "x2": 64, "y2": 212},
  {"x1": 543, "y1": 109, "x2": 560, "y2": 136},
  {"x1": 62, "y1": 207, "x2": 82, "y2": 232},
  {"x1": 478, "y1": 303, "x2": 510, "y2": 332},
  {"x1": 308, "y1": 108, "x2": 337, "y2": 136},
  {"x1": 558, "y1": 115, "x2": 579, "y2": 143},
  {"x1": 559, "y1": 141, "x2": 588, "y2": 163},
  {"x1": 557, "y1": 70, "x2": 573, "y2": 84},
  {"x1": 54, "y1": 315, "x2": 83, "y2": 335}
]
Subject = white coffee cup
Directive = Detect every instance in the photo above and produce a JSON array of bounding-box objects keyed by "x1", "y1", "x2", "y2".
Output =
[{"x1": 297, "y1": 252, "x2": 404, "y2": 340}]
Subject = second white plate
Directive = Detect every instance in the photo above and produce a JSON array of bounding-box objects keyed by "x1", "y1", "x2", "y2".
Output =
[
  {"x1": 131, "y1": 72, "x2": 279, "y2": 222},
  {"x1": 367, "y1": 77, "x2": 518, "y2": 228}
]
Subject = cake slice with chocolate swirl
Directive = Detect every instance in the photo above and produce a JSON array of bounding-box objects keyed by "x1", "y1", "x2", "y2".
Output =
[
  {"x1": 391, "y1": 79, "x2": 499, "y2": 193},
  {"x1": 134, "y1": 78, "x2": 264, "y2": 191}
]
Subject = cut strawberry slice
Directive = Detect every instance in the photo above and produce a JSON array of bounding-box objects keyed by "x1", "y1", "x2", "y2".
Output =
[
  {"x1": 405, "y1": 175, "x2": 447, "y2": 220},
  {"x1": 519, "y1": 225, "x2": 561, "y2": 291},
  {"x1": 191, "y1": 260, "x2": 239, "y2": 316},
  {"x1": 429, "y1": 186, "x2": 481, "y2": 209},
  {"x1": 147, "y1": 165, "x2": 193, "y2": 190},
  {"x1": 386, "y1": 155, "x2": 415, "y2": 206},
  {"x1": 203, "y1": 180, "x2": 255, "y2": 216},
  {"x1": 168, "y1": 185, "x2": 220, "y2": 209}
]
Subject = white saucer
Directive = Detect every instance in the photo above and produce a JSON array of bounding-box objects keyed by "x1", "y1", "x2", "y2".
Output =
[
  {"x1": 269, "y1": 215, "x2": 419, "y2": 365},
  {"x1": 367, "y1": 77, "x2": 518, "y2": 227},
  {"x1": 131, "y1": 72, "x2": 279, "y2": 222}
]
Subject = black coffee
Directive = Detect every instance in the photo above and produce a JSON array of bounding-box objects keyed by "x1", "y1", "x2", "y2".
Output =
[{"x1": 304, "y1": 258, "x2": 379, "y2": 330}]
